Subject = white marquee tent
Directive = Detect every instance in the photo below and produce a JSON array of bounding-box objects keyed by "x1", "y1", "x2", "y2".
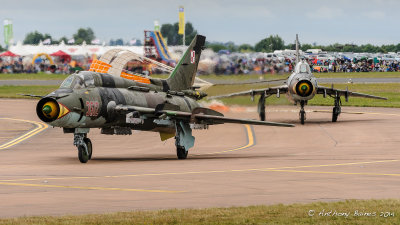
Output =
[{"x1": 9, "y1": 41, "x2": 144, "y2": 57}]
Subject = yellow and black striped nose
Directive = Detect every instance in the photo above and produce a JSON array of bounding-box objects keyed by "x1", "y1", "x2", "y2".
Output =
[
  {"x1": 295, "y1": 80, "x2": 313, "y2": 97},
  {"x1": 37, "y1": 98, "x2": 70, "y2": 122}
]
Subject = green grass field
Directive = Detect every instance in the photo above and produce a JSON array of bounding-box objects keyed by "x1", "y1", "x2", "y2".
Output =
[
  {"x1": 0, "y1": 85, "x2": 58, "y2": 98},
  {"x1": 205, "y1": 83, "x2": 398, "y2": 108},
  {"x1": 0, "y1": 71, "x2": 398, "y2": 108},
  {"x1": 0, "y1": 73, "x2": 69, "y2": 80},
  {"x1": 198, "y1": 72, "x2": 400, "y2": 80},
  {"x1": 0, "y1": 83, "x2": 397, "y2": 107},
  {"x1": 315, "y1": 71, "x2": 400, "y2": 78},
  {"x1": 0, "y1": 199, "x2": 398, "y2": 225}
]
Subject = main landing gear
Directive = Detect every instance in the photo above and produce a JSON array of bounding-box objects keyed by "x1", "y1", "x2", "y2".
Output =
[
  {"x1": 74, "y1": 133, "x2": 92, "y2": 163},
  {"x1": 332, "y1": 96, "x2": 342, "y2": 122},
  {"x1": 257, "y1": 93, "x2": 269, "y2": 121},
  {"x1": 175, "y1": 121, "x2": 194, "y2": 160},
  {"x1": 176, "y1": 145, "x2": 188, "y2": 159},
  {"x1": 299, "y1": 100, "x2": 306, "y2": 125}
]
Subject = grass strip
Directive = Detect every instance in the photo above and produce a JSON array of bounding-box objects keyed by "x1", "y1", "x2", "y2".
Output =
[{"x1": 0, "y1": 199, "x2": 398, "y2": 225}]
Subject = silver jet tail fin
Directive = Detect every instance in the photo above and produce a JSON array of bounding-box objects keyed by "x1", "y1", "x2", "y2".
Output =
[{"x1": 295, "y1": 34, "x2": 300, "y2": 64}]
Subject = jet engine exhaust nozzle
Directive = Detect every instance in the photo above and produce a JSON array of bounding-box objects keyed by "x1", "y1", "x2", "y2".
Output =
[
  {"x1": 295, "y1": 80, "x2": 314, "y2": 97},
  {"x1": 36, "y1": 97, "x2": 70, "y2": 122}
]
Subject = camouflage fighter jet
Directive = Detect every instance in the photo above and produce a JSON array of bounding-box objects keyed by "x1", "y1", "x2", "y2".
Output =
[
  {"x1": 210, "y1": 35, "x2": 387, "y2": 124},
  {"x1": 35, "y1": 35, "x2": 294, "y2": 163}
]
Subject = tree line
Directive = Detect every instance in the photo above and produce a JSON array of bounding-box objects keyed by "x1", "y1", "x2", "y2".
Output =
[
  {"x1": 14, "y1": 23, "x2": 400, "y2": 53},
  {"x1": 207, "y1": 35, "x2": 400, "y2": 54},
  {"x1": 23, "y1": 28, "x2": 95, "y2": 45}
]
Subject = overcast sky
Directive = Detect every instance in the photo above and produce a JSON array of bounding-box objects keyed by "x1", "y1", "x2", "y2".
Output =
[{"x1": 1, "y1": 0, "x2": 399, "y2": 46}]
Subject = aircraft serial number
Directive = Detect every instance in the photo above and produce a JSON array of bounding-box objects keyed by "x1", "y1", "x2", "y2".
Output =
[{"x1": 86, "y1": 101, "x2": 99, "y2": 117}]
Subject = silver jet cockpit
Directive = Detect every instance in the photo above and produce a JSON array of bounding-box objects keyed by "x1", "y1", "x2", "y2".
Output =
[{"x1": 295, "y1": 61, "x2": 311, "y2": 74}]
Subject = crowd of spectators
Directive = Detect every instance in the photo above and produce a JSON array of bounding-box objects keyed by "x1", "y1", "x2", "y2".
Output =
[
  {"x1": 211, "y1": 54, "x2": 400, "y2": 75},
  {"x1": 0, "y1": 57, "x2": 89, "y2": 74},
  {"x1": 310, "y1": 58, "x2": 400, "y2": 73},
  {"x1": 1, "y1": 54, "x2": 400, "y2": 75}
]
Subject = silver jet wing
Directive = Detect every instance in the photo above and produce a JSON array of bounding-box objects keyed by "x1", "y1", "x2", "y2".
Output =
[
  {"x1": 114, "y1": 105, "x2": 294, "y2": 127},
  {"x1": 317, "y1": 86, "x2": 387, "y2": 100},
  {"x1": 209, "y1": 85, "x2": 289, "y2": 99}
]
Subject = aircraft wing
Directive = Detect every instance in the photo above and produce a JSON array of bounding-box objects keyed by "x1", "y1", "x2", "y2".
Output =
[
  {"x1": 115, "y1": 105, "x2": 294, "y2": 127},
  {"x1": 188, "y1": 114, "x2": 294, "y2": 127},
  {"x1": 18, "y1": 94, "x2": 44, "y2": 98},
  {"x1": 317, "y1": 86, "x2": 387, "y2": 100},
  {"x1": 209, "y1": 85, "x2": 289, "y2": 99}
]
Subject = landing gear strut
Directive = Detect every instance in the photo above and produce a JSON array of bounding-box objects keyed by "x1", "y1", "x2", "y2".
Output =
[
  {"x1": 175, "y1": 124, "x2": 187, "y2": 159},
  {"x1": 332, "y1": 96, "x2": 341, "y2": 122},
  {"x1": 74, "y1": 133, "x2": 92, "y2": 163},
  {"x1": 299, "y1": 100, "x2": 306, "y2": 125},
  {"x1": 174, "y1": 121, "x2": 194, "y2": 160}
]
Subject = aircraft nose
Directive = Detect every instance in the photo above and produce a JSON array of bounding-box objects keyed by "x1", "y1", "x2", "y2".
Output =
[{"x1": 37, "y1": 97, "x2": 70, "y2": 122}]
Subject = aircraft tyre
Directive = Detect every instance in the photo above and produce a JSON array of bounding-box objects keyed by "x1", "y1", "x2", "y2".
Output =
[
  {"x1": 176, "y1": 146, "x2": 188, "y2": 159},
  {"x1": 84, "y1": 138, "x2": 93, "y2": 160},
  {"x1": 259, "y1": 112, "x2": 265, "y2": 121},
  {"x1": 332, "y1": 107, "x2": 339, "y2": 122},
  {"x1": 299, "y1": 110, "x2": 306, "y2": 125},
  {"x1": 78, "y1": 138, "x2": 92, "y2": 163}
]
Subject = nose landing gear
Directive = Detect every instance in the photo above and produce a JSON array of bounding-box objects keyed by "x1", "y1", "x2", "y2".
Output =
[
  {"x1": 299, "y1": 100, "x2": 306, "y2": 125},
  {"x1": 74, "y1": 132, "x2": 92, "y2": 163}
]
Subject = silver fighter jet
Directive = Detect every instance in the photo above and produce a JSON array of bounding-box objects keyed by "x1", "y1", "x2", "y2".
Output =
[{"x1": 211, "y1": 34, "x2": 387, "y2": 124}]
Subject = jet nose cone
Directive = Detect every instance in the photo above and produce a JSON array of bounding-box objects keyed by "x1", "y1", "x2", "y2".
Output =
[
  {"x1": 41, "y1": 101, "x2": 58, "y2": 119},
  {"x1": 42, "y1": 105, "x2": 52, "y2": 114}
]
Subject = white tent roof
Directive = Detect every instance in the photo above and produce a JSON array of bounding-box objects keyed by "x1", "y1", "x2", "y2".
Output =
[{"x1": 9, "y1": 42, "x2": 144, "y2": 57}]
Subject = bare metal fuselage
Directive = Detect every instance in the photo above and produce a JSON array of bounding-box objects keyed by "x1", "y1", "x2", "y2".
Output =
[{"x1": 286, "y1": 71, "x2": 318, "y2": 103}]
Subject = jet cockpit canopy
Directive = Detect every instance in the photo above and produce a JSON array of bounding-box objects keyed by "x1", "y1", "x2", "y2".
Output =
[
  {"x1": 59, "y1": 72, "x2": 95, "y2": 89},
  {"x1": 295, "y1": 62, "x2": 311, "y2": 74}
]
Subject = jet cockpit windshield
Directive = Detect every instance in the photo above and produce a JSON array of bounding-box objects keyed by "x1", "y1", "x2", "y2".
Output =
[
  {"x1": 59, "y1": 74, "x2": 85, "y2": 89},
  {"x1": 295, "y1": 62, "x2": 311, "y2": 74}
]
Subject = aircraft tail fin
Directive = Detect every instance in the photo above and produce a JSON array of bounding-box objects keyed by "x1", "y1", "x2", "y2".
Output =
[{"x1": 166, "y1": 35, "x2": 206, "y2": 91}]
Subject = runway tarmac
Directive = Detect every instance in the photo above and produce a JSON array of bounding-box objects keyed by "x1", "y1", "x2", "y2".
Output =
[{"x1": 1, "y1": 98, "x2": 400, "y2": 218}]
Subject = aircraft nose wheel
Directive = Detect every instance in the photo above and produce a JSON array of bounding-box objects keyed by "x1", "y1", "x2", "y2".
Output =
[
  {"x1": 84, "y1": 138, "x2": 92, "y2": 160},
  {"x1": 74, "y1": 133, "x2": 93, "y2": 163},
  {"x1": 299, "y1": 100, "x2": 306, "y2": 125},
  {"x1": 299, "y1": 109, "x2": 306, "y2": 125}
]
